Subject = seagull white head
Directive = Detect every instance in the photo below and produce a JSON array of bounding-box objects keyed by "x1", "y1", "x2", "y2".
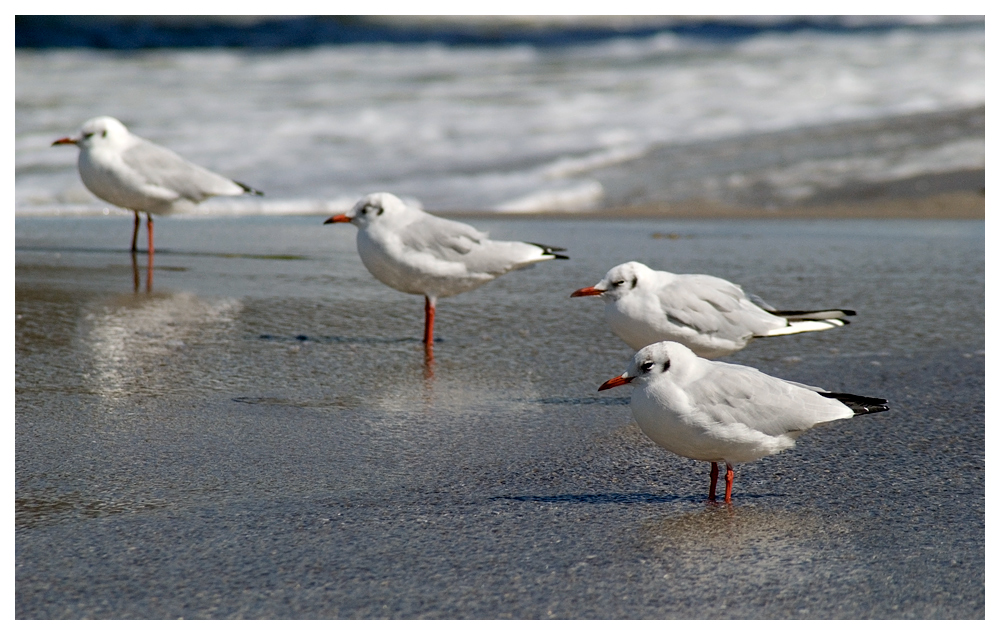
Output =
[
  {"x1": 323, "y1": 192, "x2": 408, "y2": 228},
  {"x1": 598, "y1": 341, "x2": 698, "y2": 391},
  {"x1": 571, "y1": 261, "x2": 653, "y2": 302},
  {"x1": 52, "y1": 116, "x2": 130, "y2": 150}
]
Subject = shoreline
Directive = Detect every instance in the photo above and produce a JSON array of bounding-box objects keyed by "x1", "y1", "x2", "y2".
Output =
[
  {"x1": 15, "y1": 190, "x2": 985, "y2": 222},
  {"x1": 443, "y1": 190, "x2": 985, "y2": 221}
]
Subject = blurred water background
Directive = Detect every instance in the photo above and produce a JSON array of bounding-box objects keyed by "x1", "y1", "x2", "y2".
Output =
[{"x1": 15, "y1": 15, "x2": 984, "y2": 215}]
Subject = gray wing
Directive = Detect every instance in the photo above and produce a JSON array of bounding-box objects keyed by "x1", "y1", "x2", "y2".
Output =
[
  {"x1": 657, "y1": 274, "x2": 786, "y2": 339},
  {"x1": 687, "y1": 362, "x2": 854, "y2": 435},
  {"x1": 399, "y1": 211, "x2": 555, "y2": 274},
  {"x1": 121, "y1": 139, "x2": 244, "y2": 202},
  {"x1": 400, "y1": 213, "x2": 488, "y2": 261}
]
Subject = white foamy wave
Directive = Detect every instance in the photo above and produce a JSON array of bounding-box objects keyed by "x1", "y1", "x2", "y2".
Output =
[
  {"x1": 16, "y1": 21, "x2": 984, "y2": 214},
  {"x1": 542, "y1": 145, "x2": 648, "y2": 179},
  {"x1": 494, "y1": 181, "x2": 604, "y2": 213}
]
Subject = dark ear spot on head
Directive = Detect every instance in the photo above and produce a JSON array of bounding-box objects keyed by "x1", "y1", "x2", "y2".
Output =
[
  {"x1": 377, "y1": 207, "x2": 384, "y2": 215},
  {"x1": 630, "y1": 277, "x2": 637, "y2": 289},
  {"x1": 102, "y1": 130, "x2": 107, "y2": 138},
  {"x1": 662, "y1": 360, "x2": 671, "y2": 372}
]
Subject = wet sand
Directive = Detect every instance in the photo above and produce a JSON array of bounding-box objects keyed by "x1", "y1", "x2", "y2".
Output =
[
  {"x1": 445, "y1": 188, "x2": 986, "y2": 221},
  {"x1": 15, "y1": 210, "x2": 984, "y2": 618}
]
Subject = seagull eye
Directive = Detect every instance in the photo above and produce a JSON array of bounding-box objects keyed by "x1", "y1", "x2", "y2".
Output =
[
  {"x1": 83, "y1": 132, "x2": 94, "y2": 139},
  {"x1": 640, "y1": 361, "x2": 654, "y2": 372},
  {"x1": 612, "y1": 280, "x2": 624, "y2": 287}
]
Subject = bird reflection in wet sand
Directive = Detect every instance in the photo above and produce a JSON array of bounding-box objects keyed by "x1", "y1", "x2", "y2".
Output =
[
  {"x1": 82, "y1": 291, "x2": 242, "y2": 401},
  {"x1": 599, "y1": 341, "x2": 888, "y2": 503},
  {"x1": 325, "y1": 192, "x2": 568, "y2": 359},
  {"x1": 130, "y1": 251, "x2": 155, "y2": 293}
]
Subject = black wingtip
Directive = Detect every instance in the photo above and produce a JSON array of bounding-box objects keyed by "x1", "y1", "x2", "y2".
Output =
[
  {"x1": 528, "y1": 242, "x2": 569, "y2": 260},
  {"x1": 768, "y1": 308, "x2": 856, "y2": 319},
  {"x1": 819, "y1": 392, "x2": 889, "y2": 415},
  {"x1": 235, "y1": 180, "x2": 264, "y2": 196}
]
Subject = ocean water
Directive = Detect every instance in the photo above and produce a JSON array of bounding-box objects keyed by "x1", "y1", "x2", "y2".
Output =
[{"x1": 15, "y1": 16, "x2": 984, "y2": 214}]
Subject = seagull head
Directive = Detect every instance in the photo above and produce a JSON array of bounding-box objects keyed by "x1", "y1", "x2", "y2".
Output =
[
  {"x1": 52, "y1": 116, "x2": 130, "y2": 150},
  {"x1": 598, "y1": 341, "x2": 696, "y2": 391},
  {"x1": 571, "y1": 261, "x2": 652, "y2": 302},
  {"x1": 323, "y1": 192, "x2": 408, "y2": 228}
]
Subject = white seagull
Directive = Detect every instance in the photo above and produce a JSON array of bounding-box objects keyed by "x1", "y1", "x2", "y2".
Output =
[
  {"x1": 572, "y1": 261, "x2": 854, "y2": 358},
  {"x1": 325, "y1": 192, "x2": 568, "y2": 349},
  {"x1": 53, "y1": 116, "x2": 262, "y2": 254},
  {"x1": 599, "y1": 341, "x2": 888, "y2": 503}
]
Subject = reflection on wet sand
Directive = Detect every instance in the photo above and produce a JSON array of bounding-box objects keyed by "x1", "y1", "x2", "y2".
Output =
[
  {"x1": 640, "y1": 505, "x2": 847, "y2": 552},
  {"x1": 81, "y1": 291, "x2": 242, "y2": 400},
  {"x1": 130, "y1": 251, "x2": 154, "y2": 292},
  {"x1": 638, "y1": 505, "x2": 856, "y2": 585}
]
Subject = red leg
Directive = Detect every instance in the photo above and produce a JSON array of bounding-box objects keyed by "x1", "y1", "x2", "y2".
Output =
[
  {"x1": 131, "y1": 211, "x2": 140, "y2": 252},
  {"x1": 724, "y1": 463, "x2": 734, "y2": 504},
  {"x1": 147, "y1": 213, "x2": 154, "y2": 256},
  {"x1": 708, "y1": 462, "x2": 719, "y2": 502},
  {"x1": 423, "y1": 296, "x2": 436, "y2": 345},
  {"x1": 146, "y1": 214, "x2": 154, "y2": 291}
]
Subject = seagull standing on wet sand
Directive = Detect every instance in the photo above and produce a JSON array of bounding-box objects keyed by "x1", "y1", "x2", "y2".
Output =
[
  {"x1": 325, "y1": 192, "x2": 568, "y2": 352},
  {"x1": 53, "y1": 116, "x2": 263, "y2": 254},
  {"x1": 599, "y1": 341, "x2": 888, "y2": 503},
  {"x1": 572, "y1": 261, "x2": 855, "y2": 358}
]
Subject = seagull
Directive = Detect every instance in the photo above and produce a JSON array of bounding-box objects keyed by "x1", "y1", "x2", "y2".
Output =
[
  {"x1": 598, "y1": 341, "x2": 888, "y2": 503},
  {"x1": 325, "y1": 192, "x2": 568, "y2": 349},
  {"x1": 52, "y1": 116, "x2": 262, "y2": 254},
  {"x1": 572, "y1": 261, "x2": 855, "y2": 358}
]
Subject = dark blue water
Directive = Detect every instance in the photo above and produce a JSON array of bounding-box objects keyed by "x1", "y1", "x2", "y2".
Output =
[{"x1": 15, "y1": 15, "x2": 980, "y2": 50}]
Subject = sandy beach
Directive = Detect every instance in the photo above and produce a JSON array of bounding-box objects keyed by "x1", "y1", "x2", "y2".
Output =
[
  {"x1": 443, "y1": 188, "x2": 985, "y2": 221},
  {"x1": 15, "y1": 205, "x2": 984, "y2": 618}
]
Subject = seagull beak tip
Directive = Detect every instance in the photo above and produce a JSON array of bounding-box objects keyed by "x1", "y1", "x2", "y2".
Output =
[
  {"x1": 571, "y1": 286, "x2": 602, "y2": 298},
  {"x1": 598, "y1": 375, "x2": 632, "y2": 391}
]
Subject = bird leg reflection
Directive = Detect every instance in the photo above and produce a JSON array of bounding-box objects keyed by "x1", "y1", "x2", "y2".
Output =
[
  {"x1": 131, "y1": 251, "x2": 140, "y2": 292},
  {"x1": 423, "y1": 345, "x2": 435, "y2": 379},
  {"x1": 146, "y1": 246, "x2": 154, "y2": 292}
]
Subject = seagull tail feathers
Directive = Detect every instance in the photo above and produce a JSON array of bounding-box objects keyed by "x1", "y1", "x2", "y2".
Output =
[
  {"x1": 819, "y1": 392, "x2": 889, "y2": 415},
  {"x1": 528, "y1": 242, "x2": 569, "y2": 260},
  {"x1": 235, "y1": 180, "x2": 264, "y2": 196}
]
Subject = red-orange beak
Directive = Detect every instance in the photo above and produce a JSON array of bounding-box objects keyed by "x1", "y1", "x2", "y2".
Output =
[
  {"x1": 570, "y1": 286, "x2": 603, "y2": 298},
  {"x1": 323, "y1": 214, "x2": 352, "y2": 224},
  {"x1": 51, "y1": 137, "x2": 78, "y2": 146},
  {"x1": 598, "y1": 374, "x2": 633, "y2": 391}
]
